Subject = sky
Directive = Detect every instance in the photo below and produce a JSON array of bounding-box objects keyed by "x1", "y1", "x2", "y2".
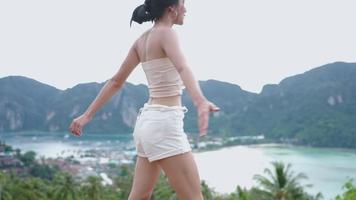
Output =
[{"x1": 1, "y1": 0, "x2": 355, "y2": 94}]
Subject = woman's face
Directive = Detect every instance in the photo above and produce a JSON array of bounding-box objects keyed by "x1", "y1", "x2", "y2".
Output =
[{"x1": 173, "y1": 0, "x2": 186, "y2": 25}]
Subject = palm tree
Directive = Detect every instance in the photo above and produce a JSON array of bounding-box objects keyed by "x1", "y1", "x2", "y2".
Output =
[
  {"x1": 52, "y1": 173, "x2": 78, "y2": 200},
  {"x1": 15, "y1": 178, "x2": 49, "y2": 200},
  {"x1": 81, "y1": 176, "x2": 104, "y2": 200},
  {"x1": 253, "y1": 161, "x2": 313, "y2": 200},
  {"x1": 236, "y1": 186, "x2": 253, "y2": 200}
]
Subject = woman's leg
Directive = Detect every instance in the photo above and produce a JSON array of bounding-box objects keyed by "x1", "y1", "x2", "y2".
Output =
[
  {"x1": 128, "y1": 156, "x2": 162, "y2": 200},
  {"x1": 156, "y1": 151, "x2": 203, "y2": 200}
]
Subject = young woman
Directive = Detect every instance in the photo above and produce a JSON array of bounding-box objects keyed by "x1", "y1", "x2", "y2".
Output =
[{"x1": 69, "y1": 0, "x2": 220, "y2": 199}]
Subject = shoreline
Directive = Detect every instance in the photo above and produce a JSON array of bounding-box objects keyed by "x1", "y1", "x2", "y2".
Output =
[
  {"x1": 192, "y1": 140, "x2": 356, "y2": 155},
  {"x1": 2, "y1": 136, "x2": 355, "y2": 200}
]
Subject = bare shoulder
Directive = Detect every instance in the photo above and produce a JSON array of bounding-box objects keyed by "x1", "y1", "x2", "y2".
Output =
[
  {"x1": 134, "y1": 29, "x2": 152, "y2": 44},
  {"x1": 158, "y1": 28, "x2": 178, "y2": 41},
  {"x1": 133, "y1": 29, "x2": 151, "y2": 50}
]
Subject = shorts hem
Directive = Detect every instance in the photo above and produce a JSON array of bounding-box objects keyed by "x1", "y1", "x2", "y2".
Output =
[
  {"x1": 136, "y1": 152, "x2": 147, "y2": 158},
  {"x1": 147, "y1": 148, "x2": 191, "y2": 162}
]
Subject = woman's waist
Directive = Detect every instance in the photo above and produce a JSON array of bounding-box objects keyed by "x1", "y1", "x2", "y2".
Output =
[{"x1": 147, "y1": 95, "x2": 182, "y2": 107}]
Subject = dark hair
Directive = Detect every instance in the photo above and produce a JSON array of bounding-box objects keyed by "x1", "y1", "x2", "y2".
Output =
[{"x1": 130, "y1": 0, "x2": 179, "y2": 26}]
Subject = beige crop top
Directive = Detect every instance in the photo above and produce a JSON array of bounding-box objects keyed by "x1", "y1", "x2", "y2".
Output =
[{"x1": 142, "y1": 57, "x2": 185, "y2": 98}]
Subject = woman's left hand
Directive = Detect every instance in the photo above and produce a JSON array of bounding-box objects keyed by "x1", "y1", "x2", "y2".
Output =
[
  {"x1": 69, "y1": 113, "x2": 92, "y2": 137},
  {"x1": 197, "y1": 100, "x2": 220, "y2": 137}
]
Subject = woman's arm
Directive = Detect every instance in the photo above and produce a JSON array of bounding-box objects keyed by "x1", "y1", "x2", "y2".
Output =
[
  {"x1": 161, "y1": 28, "x2": 220, "y2": 137},
  {"x1": 161, "y1": 29, "x2": 206, "y2": 106},
  {"x1": 69, "y1": 41, "x2": 140, "y2": 136},
  {"x1": 84, "y1": 41, "x2": 140, "y2": 118}
]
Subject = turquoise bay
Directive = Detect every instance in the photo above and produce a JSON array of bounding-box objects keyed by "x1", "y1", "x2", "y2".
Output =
[
  {"x1": 194, "y1": 144, "x2": 356, "y2": 200},
  {"x1": 2, "y1": 132, "x2": 356, "y2": 200}
]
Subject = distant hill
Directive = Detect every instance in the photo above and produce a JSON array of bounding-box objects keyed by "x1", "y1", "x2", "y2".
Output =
[
  {"x1": 1, "y1": 62, "x2": 355, "y2": 148},
  {"x1": 228, "y1": 62, "x2": 356, "y2": 148}
]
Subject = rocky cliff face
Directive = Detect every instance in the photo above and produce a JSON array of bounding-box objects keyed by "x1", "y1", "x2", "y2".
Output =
[{"x1": 1, "y1": 62, "x2": 356, "y2": 148}]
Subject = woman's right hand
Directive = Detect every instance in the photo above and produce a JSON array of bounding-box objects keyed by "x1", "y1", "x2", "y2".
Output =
[
  {"x1": 69, "y1": 113, "x2": 92, "y2": 137},
  {"x1": 197, "y1": 100, "x2": 220, "y2": 137}
]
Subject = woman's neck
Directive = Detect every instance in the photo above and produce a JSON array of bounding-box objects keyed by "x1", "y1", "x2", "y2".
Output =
[{"x1": 153, "y1": 17, "x2": 174, "y2": 28}]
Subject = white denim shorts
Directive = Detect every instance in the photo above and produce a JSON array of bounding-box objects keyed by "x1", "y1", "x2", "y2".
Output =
[{"x1": 132, "y1": 103, "x2": 192, "y2": 162}]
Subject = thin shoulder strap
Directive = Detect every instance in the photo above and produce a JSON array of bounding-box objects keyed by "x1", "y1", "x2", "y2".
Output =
[{"x1": 144, "y1": 28, "x2": 154, "y2": 61}]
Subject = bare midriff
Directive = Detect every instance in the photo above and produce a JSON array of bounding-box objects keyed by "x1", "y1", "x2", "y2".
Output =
[{"x1": 147, "y1": 95, "x2": 182, "y2": 107}]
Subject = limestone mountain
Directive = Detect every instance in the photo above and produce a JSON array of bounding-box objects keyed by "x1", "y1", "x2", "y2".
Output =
[{"x1": 1, "y1": 62, "x2": 355, "y2": 148}]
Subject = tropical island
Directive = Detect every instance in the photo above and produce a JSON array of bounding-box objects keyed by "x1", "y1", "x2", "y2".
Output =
[
  {"x1": 1, "y1": 61, "x2": 356, "y2": 199},
  {"x1": 1, "y1": 62, "x2": 356, "y2": 149},
  {"x1": 1, "y1": 141, "x2": 355, "y2": 200}
]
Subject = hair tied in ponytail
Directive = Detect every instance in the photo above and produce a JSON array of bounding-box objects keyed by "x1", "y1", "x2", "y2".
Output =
[
  {"x1": 143, "y1": 2, "x2": 150, "y2": 13},
  {"x1": 130, "y1": 3, "x2": 153, "y2": 27},
  {"x1": 129, "y1": 0, "x2": 179, "y2": 27}
]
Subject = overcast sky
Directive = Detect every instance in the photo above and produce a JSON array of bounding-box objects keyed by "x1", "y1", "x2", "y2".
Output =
[{"x1": 1, "y1": 0, "x2": 355, "y2": 93}]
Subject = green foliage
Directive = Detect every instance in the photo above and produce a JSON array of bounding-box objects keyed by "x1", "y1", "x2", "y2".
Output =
[
  {"x1": 11, "y1": 177, "x2": 50, "y2": 200},
  {"x1": 253, "y1": 161, "x2": 321, "y2": 200},
  {"x1": 29, "y1": 163, "x2": 59, "y2": 180},
  {"x1": 201, "y1": 180, "x2": 214, "y2": 200},
  {"x1": 221, "y1": 186, "x2": 254, "y2": 200},
  {"x1": 335, "y1": 179, "x2": 356, "y2": 200},
  {"x1": 0, "y1": 172, "x2": 12, "y2": 200},
  {"x1": 52, "y1": 173, "x2": 78, "y2": 200},
  {"x1": 114, "y1": 164, "x2": 134, "y2": 199},
  {"x1": 4, "y1": 145, "x2": 12, "y2": 153},
  {"x1": 2, "y1": 62, "x2": 356, "y2": 148},
  {"x1": 152, "y1": 174, "x2": 176, "y2": 199},
  {"x1": 19, "y1": 151, "x2": 37, "y2": 166},
  {"x1": 0, "y1": 140, "x2": 354, "y2": 200},
  {"x1": 1, "y1": 159, "x2": 352, "y2": 200},
  {"x1": 81, "y1": 176, "x2": 104, "y2": 200}
]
